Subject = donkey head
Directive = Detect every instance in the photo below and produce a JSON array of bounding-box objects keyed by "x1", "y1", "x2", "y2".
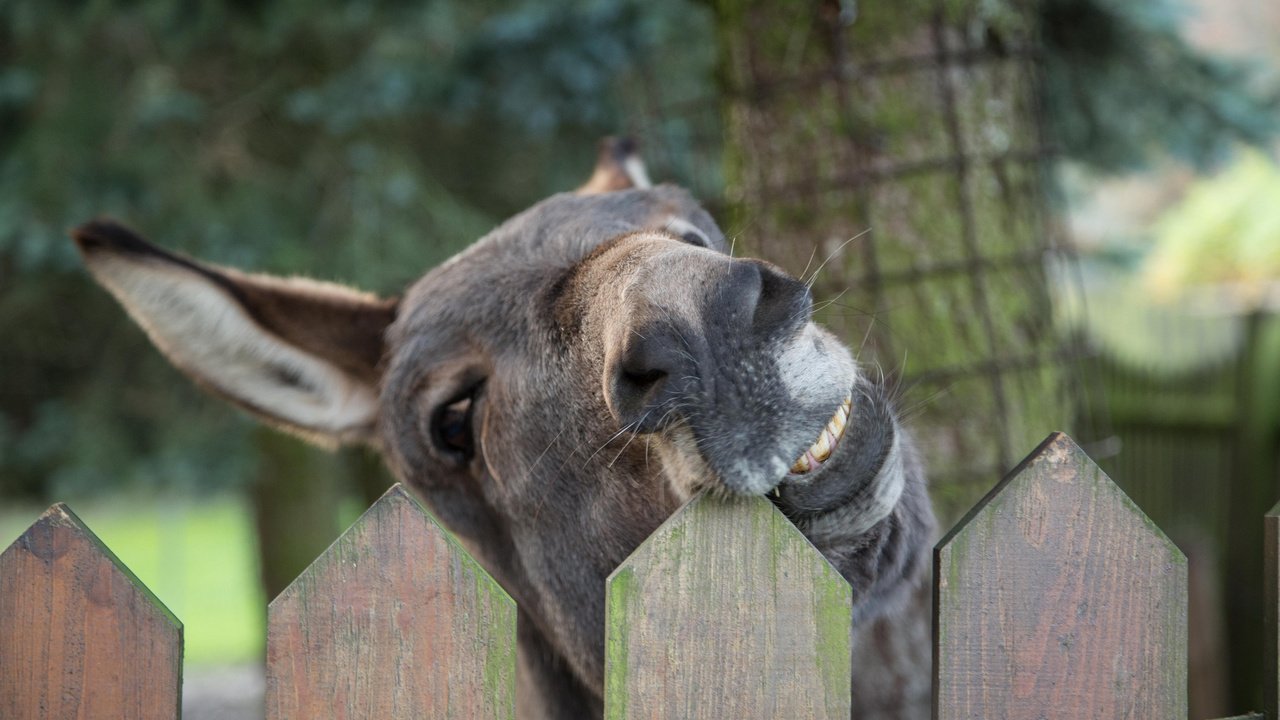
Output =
[{"x1": 73, "y1": 139, "x2": 926, "y2": 716}]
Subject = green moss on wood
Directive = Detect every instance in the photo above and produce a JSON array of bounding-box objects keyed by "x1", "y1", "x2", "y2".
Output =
[
  {"x1": 813, "y1": 561, "x2": 854, "y2": 717},
  {"x1": 604, "y1": 566, "x2": 634, "y2": 720}
]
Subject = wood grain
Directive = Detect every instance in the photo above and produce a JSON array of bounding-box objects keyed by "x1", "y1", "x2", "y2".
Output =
[
  {"x1": 266, "y1": 483, "x2": 517, "y2": 719},
  {"x1": 0, "y1": 503, "x2": 182, "y2": 720},
  {"x1": 604, "y1": 491, "x2": 852, "y2": 719},
  {"x1": 934, "y1": 432, "x2": 1188, "y2": 720}
]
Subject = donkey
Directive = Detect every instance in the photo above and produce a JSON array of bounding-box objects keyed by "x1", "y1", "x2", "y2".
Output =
[{"x1": 72, "y1": 139, "x2": 935, "y2": 719}]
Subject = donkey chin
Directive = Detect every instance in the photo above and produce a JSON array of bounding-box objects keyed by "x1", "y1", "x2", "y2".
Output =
[{"x1": 71, "y1": 137, "x2": 935, "y2": 719}]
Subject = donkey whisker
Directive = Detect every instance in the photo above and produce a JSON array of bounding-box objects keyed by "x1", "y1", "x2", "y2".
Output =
[
  {"x1": 858, "y1": 315, "x2": 878, "y2": 358},
  {"x1": 805, "y1": 228, "x2": 872, "y2": 290},
  {"x1": 804, "y1": 288, "x2": 852, "y2": 324},
  {"x1": 583, "y1": 419, "x2": 645, "y2": 466},
  {"x1": 526, "y1": 426, "x2": 569, "y2": 476},
  {"x1": 608, "y1": 411, "x2": 652, "y2": 468},
  {"x1": 799, "y1": 243, "x2": 820, "y2": 284}
]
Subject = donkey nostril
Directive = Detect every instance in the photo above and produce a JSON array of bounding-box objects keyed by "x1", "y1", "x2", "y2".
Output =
[
  {"x1": 752, "y1": 263, "x2": 812, "y2": 335},
  {"x1": 621, "y1": 367, "x2": 667, "y2": 390},
  {"x1": 608, "y1": 317, "x2": 702, "y2": 432},
  {"x1": 616, "y1": 365, "x2": 669, "y2": 420},
  {"x1": 609, "y1": 337, "x2": 683, "y2": 431}
]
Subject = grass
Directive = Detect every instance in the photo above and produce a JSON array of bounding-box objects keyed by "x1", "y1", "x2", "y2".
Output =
[{"x1": 0, "y1": 493, "x2": 265, "y2": 666}]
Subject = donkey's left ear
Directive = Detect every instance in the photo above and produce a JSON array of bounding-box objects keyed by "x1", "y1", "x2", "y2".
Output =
[
  {"x1": 576, "y1": 136, "x2": 652, "y2": 195},
  {"x1": 72, "y1": 220, "x2": 398, "y2": 447}
]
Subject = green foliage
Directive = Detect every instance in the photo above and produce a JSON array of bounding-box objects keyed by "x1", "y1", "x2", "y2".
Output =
[
  {"x1": 0, "y1": 0, "x2": 717, "y2": 499},
  {"x1": 1040, "y1": 0, "x2": 1279, "y2": 172},
  {"x1": 1058, "y1": 151, "x2": 1280, "y2": 375},
  {"x1": 1143, "y1": 150, "x2": 1280, "y2": 296}
]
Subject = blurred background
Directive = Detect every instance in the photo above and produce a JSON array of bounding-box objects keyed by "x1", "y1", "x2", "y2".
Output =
[{"x1": 1, "y1": 0, "x2": 1277, "y2": 717}]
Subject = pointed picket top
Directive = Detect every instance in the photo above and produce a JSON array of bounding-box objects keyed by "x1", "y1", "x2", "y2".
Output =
[
  {"x1": 935, "y1": 432, "x2": 1187, "y2": 719},
  {"x1": 267, "y1": 483, "x2": 516, "y2": 719},
  {"x1": 0, "y1": 503, "x2": 182, "y2": 720},
  {"x1": 605, "y1": 491, "x2": 852, "y2": 720}
]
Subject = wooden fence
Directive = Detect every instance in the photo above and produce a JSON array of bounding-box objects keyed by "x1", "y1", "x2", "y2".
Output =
[{"x1": 1, "y1": 432, "x2": 1276, "y2": 719}]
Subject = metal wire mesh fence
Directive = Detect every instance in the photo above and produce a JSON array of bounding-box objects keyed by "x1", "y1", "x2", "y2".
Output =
[{"x1": 623, "y1": 0, "x2": 1106, "y2": 523}]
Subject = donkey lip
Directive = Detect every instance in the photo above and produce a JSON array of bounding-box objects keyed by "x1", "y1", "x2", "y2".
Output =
[{"x1": 787, "y1": 392, "x2": 853, "y2": 476}]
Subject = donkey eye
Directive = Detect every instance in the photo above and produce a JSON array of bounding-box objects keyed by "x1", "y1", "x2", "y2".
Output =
[
  {"x1": 430, "y1": 386, "x2": 481, "y2": 462},
  {"x1": 439, "y1": 400, "x2": 470, "y2": 449},
  {"x1": 665, "y1": 217, "x2": 710, "y2": 248},
  {"x1": 678, "y1": 231, "x2": 708, "y2": 248}
]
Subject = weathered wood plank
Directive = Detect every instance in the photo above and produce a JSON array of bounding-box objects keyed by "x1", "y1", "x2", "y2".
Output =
[
  {"x1": 0, "y1": 503, "x2": 182, "y2": 720},
  {"x1": 1265, "y1": 500, "x2": 1280, "y2": 720},
  {"x1": 604, "y1": 491, "x2": 852, "y2": 719},
  {"x1": 266, "y1": 483, "x2": 516, "y2": 719},
  {"x1": 934, "y1": 432, "x2": 1187, "y2": 720}
]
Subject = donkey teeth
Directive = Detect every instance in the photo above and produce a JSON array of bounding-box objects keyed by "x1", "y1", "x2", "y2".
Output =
[{"x1": 788, "y1": 394, "x2": 854, "y2": 475}]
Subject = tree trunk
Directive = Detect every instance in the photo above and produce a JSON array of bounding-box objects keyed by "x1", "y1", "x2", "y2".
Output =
[
  {"x1": 713, "y1": 0, "x2": 1068, "y2": 716},
  {"x1": 249, "y1": 428, "x2": 344, "y2": 601},
  {"x1": 714, "y1": 0, "x2": 1068, "y2": 515}
]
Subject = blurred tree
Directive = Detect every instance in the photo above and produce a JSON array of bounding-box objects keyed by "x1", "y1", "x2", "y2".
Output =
[
  {"x1": 1041, "y1": 0, "x2": 1279, "y2": 173},
  {"x1": 1142, "y1": 150, "x2": 1280, "y2": 301},
  {"x1": 0, "y1": 0, "x2": 717, "y2": 596}
]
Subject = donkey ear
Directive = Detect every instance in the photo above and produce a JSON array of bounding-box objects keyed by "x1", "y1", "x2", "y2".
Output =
[
  {"x1": 576, "y1": 136, "x2": 652, "y2": 195},
  {"x1": 71, "y1": 220, "x2": 398, "y2": 447}
]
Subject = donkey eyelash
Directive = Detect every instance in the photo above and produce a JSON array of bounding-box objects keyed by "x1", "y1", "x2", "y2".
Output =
[
  {"x1": 430, "y1": 382, "x2": 484, "y2": 462},
  {"x1": 679, "y1": 232, "x2": 708, "y2": 248},
  {"x1": 438, "y1": 400, "x2": 471, "y2": 451},
  {"x1": 664, "y1": 217, "x2": 710, "y2": 248}
]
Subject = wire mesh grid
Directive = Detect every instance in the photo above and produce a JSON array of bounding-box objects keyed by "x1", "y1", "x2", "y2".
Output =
[{"x1": 623, "y1": 0, "x2": 1108, "y2": 521}]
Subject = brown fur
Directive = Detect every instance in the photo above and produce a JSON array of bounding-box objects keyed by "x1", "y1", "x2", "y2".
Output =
[{"x1": 577, "y1": 136, "x2": 648, "y2": 194}]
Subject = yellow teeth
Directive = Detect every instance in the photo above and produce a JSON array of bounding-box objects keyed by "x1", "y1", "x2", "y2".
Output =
[{"x1": 789, "y1": 394, "x2": 853, "y2": 475}]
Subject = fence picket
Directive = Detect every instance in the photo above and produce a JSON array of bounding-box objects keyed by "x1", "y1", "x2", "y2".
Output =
[
  {"x1": 604, "y1": 492, "x2": 852, "y2": 719},
  {"x1": 0, "y1": 503, "x2": 182, "y2": 719},
  {"x1": 266, "y1": 483, "x2": 517, "y2": 719},
  {"x1": 934, "y1": 432, "x2": 1188, "y2": 719},
  {"x1": 13, "y1": 433, "x2": 1274, "y2": 717},
  {"x1": 1266, "y1": 501, "x2": 1280, "y2": 719}
]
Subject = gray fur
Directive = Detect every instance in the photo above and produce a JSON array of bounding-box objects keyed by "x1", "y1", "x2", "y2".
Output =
[
  {"x1": 379, "y1": 186, "x2": 935, "y2": 715},
  {"x1": 79, "y1": 180, "x2": 935, "y2": 718}
]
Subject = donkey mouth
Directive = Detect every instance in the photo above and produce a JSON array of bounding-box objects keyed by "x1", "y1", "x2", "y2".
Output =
[{"x1": 787, "y1": 392, "x2": 853, "y2": 476}]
